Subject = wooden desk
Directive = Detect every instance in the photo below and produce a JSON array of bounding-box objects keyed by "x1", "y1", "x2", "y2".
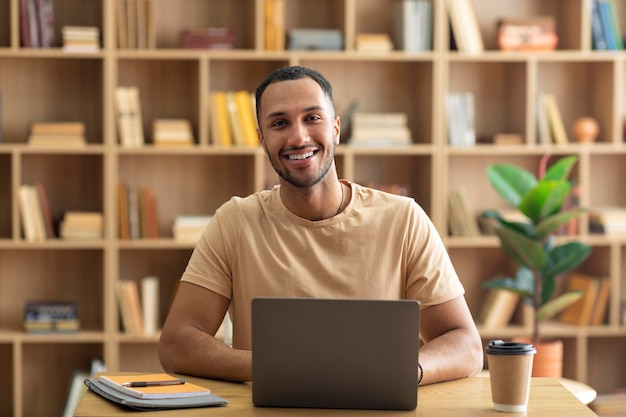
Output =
[{"x1": 75, "y1": 376, "x2": 598, "y2": 416}]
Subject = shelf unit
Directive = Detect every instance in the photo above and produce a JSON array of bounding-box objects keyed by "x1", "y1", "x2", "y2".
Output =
[{"x1": 1, "y1": 0, "x2": 626, "y2": 415}]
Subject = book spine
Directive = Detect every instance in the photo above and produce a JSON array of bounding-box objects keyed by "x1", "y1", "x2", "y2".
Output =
[{"x1": 141, "y1": 276, "x2": 159, "y2": 335}]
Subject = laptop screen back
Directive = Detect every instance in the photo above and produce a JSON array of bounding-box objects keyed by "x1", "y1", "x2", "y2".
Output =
[{"x1": 251, "y1": 297, "x2": 420, "y2": 410}]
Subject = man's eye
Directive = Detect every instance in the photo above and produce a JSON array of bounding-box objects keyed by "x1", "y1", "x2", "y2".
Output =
[
  {"x1": 271, "y1": 120, "x2": 287, "y2": 127},
  {"x1": 306, "y1": 115, "x2": 321, "y2": 121}
]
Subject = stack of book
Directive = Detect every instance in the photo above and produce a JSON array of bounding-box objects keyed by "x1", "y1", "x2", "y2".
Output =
[
  {"x1": 172, "y1": 215, "x2": 213, "y2": 242},
  {"x1": 209, "y1": 90, "x2": 258, "y2": 147},
  {"x1": 392, "y1": 0, "x2": 433, "y2": 52},
  {"x1": 287, "y1": 28, "x2": 343, "y2": 50},
  {"x1": 60, "y1": 211, "x2": 103, "y2": 240},
  {"x1": 355, "y1": 33, "x2": 393, "y2": 52},
  {"x1": 24, "y1": 301, "x2": 79, "y2": 333},
  {"x1": 152, "y1": 119, "x2": 194, "y2": 147},
  {"x1": 591, "y1": 0, "x2": 624, "y2": 51},
  {"x1": 589, "y1": 206, "x2": 626, "y2": 234},
  {"x1": 18, "y1": 183, "x2": 55, "y2": 241},
  {"x1": 62, "y1": 26, "x2": 100, "y2": 52},
  {"x1": 349, "y1": 112, "x2": 412, "y2": 146},
  {"x1": 28, "y1": 121, "x2": 86, "y2": 147},
  {"x1": 445, "y1": 92, "x2": 476, "y2": 147},
  {"x1": 180, "y1": 27, "x2": 235, "y2": 49}
]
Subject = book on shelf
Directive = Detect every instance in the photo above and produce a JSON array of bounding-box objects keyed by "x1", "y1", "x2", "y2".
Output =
[
  {"x1": 477, "y1": 133, "x2": 524, "y2": 145},
  {"x1": 392, "y1": 0, "x2": 433, "y2": 52},
  {"x1": 536, "y1": 92, "x2": 552, "y2": 144},
  {"x1": 589, "y1": 206, "x2": 626, "y2": 234},
  {"x1": 116, "y1": 275, "x2": 159, "y2": 336},
  {"x1": 589, "y1": 277, "x2": 610, "y2": 326},
  {"x1": 28, "y1": 121, "x2": 86, "y2": 147},
  {"x1": 60, "y1": 211, "x2": 103, "y2": 240},
  {"x1": 349, "y1": 112, "x2": 412, "y2": 146},
  {"x1": 447, "y1": 188, "x2": 480, "y2": 237},
  {"x1": 36, "y1": 182, "x2": 55, "y2": 238},
  {"x1": 233, "y1": 90, "x2": 259, "y2": 147},
  {"x1": 288, "y1": 28, "x2": 344, "y2": 50},
  {"x1": 115, "y1": 86, "x2": 144, "y2": 148},
  {"x1": 141, "y1": 276, "x2": 159, "y2": 335},
  {"x1": 209, "y1": 90, "x2": 257, "y2": 147},
  {"x1": 18, "y1": 184, "x2": 48, "y2": 241},
  {"x1": 181, "y1": 27, "x2": 235, "y2": 49},
  {"x1": 24, "y1": 301, "x2": 79, "y2": 333},
  {"x1": 355, "y1": 33, "x2": 393, "y2": 52},
  {"x1": 115, "y1": 280, "x2": 144, "y2": 335},
  {"x1": 118, "y1": 183, "x2": 159, "y2": 240},
  {"x1": 210, "y1": 91, "x2": 233, "y2": 147},
  {"x1": 445, "y1": 0, "x2": 484, "y2": 55},
  {"x1": 446, "y1": 92, "x2": 476, "y2": 147},
  {"x1": 264, "y1": 0, "x2": 285, "y2": 51},
  {"x1": 591, "y1": 0, "x2": 624, "y2": 51},
  {"x1": 478, "y1": 288, "x2": 520, "y2": 329},
  {"x1": 542, "y1": 93, "x2": 569, "y2": 145},
  {"x1": 62, "y1": 26, "x2": 100, "y2": 53},
  {"x1": 559, "y1": 273, "x2": 607, "y2": 326},
  {"x1": 116, "y1": 0, "x2": 155, "y2": 49},
  {"x1": 98, "y1": 374, "x2": 212, "y2": 399},
  {"x1": 152, "y1": 119, "x2": 194, "y2": 147},
  {"x1": 19, "y1": 0, "x2": 54, "y2": 48},
  {"x1": 497, "y1": 16, "x2": 558, "y2": 51},
  {"x1": 172, "y1": 215, "x2": 212, "y2": 242}
]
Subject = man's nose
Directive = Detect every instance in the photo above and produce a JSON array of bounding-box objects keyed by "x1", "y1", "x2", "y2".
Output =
[{"x1": 288, "y1": 120, "x2": 311, "y2": 146}]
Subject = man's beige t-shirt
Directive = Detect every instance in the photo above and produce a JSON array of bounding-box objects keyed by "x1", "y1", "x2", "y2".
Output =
[{"x1": 181, "y1": 181, "x2": 464, "y2": 349}]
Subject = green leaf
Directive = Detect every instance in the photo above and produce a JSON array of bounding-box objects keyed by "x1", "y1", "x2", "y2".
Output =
[
  {"x1": 536, "y1": 209, "x2": 586, "y2": 240},
  {"x1": 536, "y1": 290, "x2": 583, "y2": 321},
  {"x1": 519, "y1": 181, "x2": 571, "y2": 223},
  {"x1": 495, "y1": 227, "x2": 547, "y2": 271},
  {"x1": 543, "y1": 242, "x2": 592, "y2": 279},
  {"x1": 542, "y1": 155, "x2": 578, "y2": 181},
  {"x1": 486, "y1": 164, "x2": 537, "y2": 208}
]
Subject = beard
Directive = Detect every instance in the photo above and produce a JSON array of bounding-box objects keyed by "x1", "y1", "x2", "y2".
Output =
[{"x1": 267, "y1": 142, "x2": 336, "y2": 189}]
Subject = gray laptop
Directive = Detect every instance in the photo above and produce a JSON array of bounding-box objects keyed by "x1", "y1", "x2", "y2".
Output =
[{"x1": 251, "y1": 297, "x2": 420, "y2": 410}]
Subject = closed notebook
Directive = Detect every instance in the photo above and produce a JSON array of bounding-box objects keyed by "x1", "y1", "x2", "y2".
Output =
[
  {"x1": 84, "y1": 378, "x2": 228, "y2": 411},
  {"x1": 99, "y1": 373, "x2": 211, "y2": 399}
]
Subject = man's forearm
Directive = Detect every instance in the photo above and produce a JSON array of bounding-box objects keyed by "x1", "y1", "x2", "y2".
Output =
[
  {"x1": 159, "y1": 327, "x2": 252, "y2": 382},
  {"x1": 417, "y1": 328, "x2": 483, "y2": 385}
]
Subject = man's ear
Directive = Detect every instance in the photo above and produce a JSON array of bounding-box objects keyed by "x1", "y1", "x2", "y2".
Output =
[
  {"x1": 257, "y1": 128, "x2": 264, "y2": 146},
  {"x1": 334, "y1": 116, "x2": 341, "y2": 145}
]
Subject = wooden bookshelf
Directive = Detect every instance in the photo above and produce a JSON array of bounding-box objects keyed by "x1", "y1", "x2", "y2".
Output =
[{"x1": 1, "y1": 0, "x2": 626, "y2": 415}]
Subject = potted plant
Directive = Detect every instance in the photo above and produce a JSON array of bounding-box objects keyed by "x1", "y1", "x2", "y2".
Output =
[{"x1": 481, "y1": 155, "x2": 591, "y2": 376}]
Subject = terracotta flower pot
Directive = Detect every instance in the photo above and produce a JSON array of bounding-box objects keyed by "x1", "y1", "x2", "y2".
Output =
[{"x1": 512, "y1": 338, "x2": 563, "y2": 378}]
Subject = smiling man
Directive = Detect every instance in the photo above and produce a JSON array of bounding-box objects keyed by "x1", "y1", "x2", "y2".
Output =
[{"x1": 159, "y1": 66, "x2": 483, "y2": 385}]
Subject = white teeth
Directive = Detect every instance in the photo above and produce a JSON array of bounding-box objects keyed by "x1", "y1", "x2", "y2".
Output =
[{"x1": 288, "y1": 151, "x2": 314, "y2": 160}]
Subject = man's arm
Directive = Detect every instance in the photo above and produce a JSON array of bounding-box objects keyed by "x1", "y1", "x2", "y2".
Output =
[
  {"x1": 158, "y1": 282, "x2": 252, "y2": 382},
  {"x1": 417, "y1": 295, "x2": 483, "y2": 385}
]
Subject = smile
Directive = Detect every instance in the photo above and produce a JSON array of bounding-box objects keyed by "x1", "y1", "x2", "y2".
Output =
[{"x1": 287, "y1": 151, "x2": 315, "y2": 160}]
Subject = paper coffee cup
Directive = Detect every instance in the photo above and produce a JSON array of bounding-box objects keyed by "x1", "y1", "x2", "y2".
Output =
[{"x1": 486, "y1": 340, "x2": 536, "y2": 413}]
